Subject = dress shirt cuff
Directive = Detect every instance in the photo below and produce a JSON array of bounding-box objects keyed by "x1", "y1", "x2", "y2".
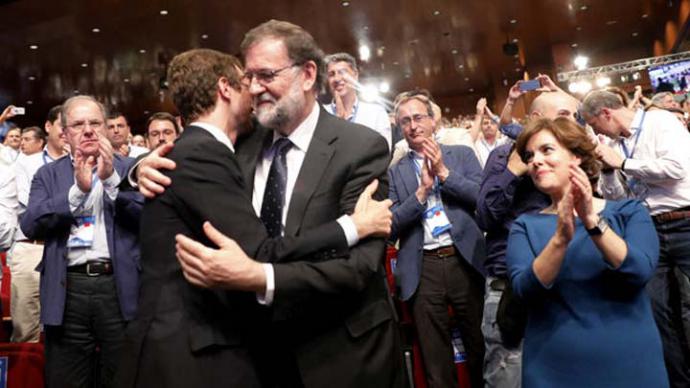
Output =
[
  {"x1": 256, "y1": 263, "x2": 275, "y2": 306},
  {"x1": 337, "y1": 215, "x2": 360, "y2": 247},
  {"x1": 68, "y1": 184, "x2": 89, "y2": 212},
  {"x1": 127, "y1": 159, "x2": 143, "y2": 188},
  {"x1": 101, "y1": 170, "x2": 121, "y2": 189}
]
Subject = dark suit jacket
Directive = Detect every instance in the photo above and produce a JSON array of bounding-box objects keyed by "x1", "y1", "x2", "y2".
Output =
[
  {"x1": 119, "y1": 126, "x2": 350, "y2": 388},
  {"x1": 19, "y1": 155, "x2": 143, "y2": 325},
  {"x1": 389, "y1": 144, "x2": 487, "y2": 301},
  {"x1": 235, "y1": 107, "x2": 404, "y2": 388}
]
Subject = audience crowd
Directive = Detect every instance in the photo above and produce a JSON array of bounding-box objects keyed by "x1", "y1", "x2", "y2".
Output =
[{"x1": 0, "y1": 19, "x2": 689, "y2": 388}]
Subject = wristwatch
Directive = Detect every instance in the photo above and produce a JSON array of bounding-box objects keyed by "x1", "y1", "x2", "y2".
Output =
[{"x1": 586, "y1": 216, "x2": 609, "y2": 236}]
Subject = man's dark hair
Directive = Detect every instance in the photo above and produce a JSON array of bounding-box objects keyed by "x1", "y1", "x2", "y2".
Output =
[
  {"x1": 167, "y1": 49, "x2": 243, "y2": 124},
  {"x1": 146, "y1": 112, "x2": 180, "y2": 135},
  {"x1": 46, "y1": 105, "x2": 62, "y2": 124},
  {"x1": 107, "y1": 109, "x2": 127, "y2": 123},
  {"x1": 21, "y1": 126, "x2": 47, "y2": 144}
]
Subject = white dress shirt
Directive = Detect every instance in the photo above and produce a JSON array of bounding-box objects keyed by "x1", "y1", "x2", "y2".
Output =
[
  {"x1": 474, "y1": 135, "x2": 511, "y2": 168},
  {"x1": 325, "y1": 98, "x2": 392, "y2": 150},
  {"x1": 253, "y1": 102, "x2": 359, "y2": 304},
  {"x1": 66, "y1": 169, "x2": 120, "y2": 266},
  {"x1": 0, "y1": 164, "x2": 18, "y2": 250},
  {"x1": 0, "y1": 144, "x2": 19, "y2": 165},
  {"x1": 599, "y1": 109, "x2": 690, "y2": 215},
  {"x1": 13, "y1": 148, "x2": 63, "y2": 241}
]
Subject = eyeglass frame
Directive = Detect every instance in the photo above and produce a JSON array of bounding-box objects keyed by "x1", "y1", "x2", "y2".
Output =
[
  {"x1": 398, "y1": 113, "x2": 433, "y2": 128},
  {"x1": 65, "y1": 119, "x2": 105, "y2": 132},
  {"x1": 242, "y1": 62, "x2": 303, "y2": 86}
]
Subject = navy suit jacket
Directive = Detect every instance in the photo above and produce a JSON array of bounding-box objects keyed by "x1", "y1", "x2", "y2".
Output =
[
  {"x1": 20, "y1": 155, "x2": 143, "y2": 326},
  {"x1": 389, "y1": 144, "x2": 487, "y2": 301}
]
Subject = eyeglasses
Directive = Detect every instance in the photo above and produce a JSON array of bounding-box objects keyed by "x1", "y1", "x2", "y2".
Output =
[
  {"x1": 242, "y1": 63, "x2": 301, "y2": 85},
  {"x1": 398, "y1": 113, "x2": 431, "y2": 128},
  {"x1": 66, "y1": 120, "x2": 104, "y2": 132}
]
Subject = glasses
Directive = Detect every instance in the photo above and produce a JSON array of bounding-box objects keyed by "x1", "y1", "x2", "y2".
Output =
[
  {"x1": 398, "y1": 113, "x2": 431, "y2": 128},
  {"x1": 66, "y1": 120, "x2": 104, "y2": 132},
  {"x1": 243, "y1": 63, "x2": 301, "y2": 85}
]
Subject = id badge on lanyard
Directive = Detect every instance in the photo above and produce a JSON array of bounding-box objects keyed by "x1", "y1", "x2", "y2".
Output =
[
  {"x1": 67, "y1": 173, "x2": 99, "y2": 248},
  {"x1": 620, "y1": 111, "x2": 649, "y2": 199},
  {"x1": 412, "y1": 156, "x2": 452, "y2": 237}
]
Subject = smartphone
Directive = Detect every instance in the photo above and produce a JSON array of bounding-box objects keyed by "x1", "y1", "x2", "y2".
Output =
[
  {"x1": 518, "y1": 79, "x2": 541, "y2": 92},
  {"x1": 11, "y1": 106, "x2": 25, "y2": 115}
]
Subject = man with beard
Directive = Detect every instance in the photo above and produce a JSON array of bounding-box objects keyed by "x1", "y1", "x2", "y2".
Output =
[{"x1": 135, "y1": 21, "x2": 404, "y2": 388}]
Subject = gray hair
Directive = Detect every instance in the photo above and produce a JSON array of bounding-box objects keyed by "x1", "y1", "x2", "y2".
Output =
[
  {"x1": 60, "y1": 95, "x2": 107, "y2": 129},
  {"x1": 651, "y1": 91, "x2": 673, "y2": 105},
  {"x1": 324, "y1": 52, "x2": 358, "y2": 73},
  {"x1": 580, "y1": 90, "x2": 624, "y2": 119},
  {"x1": 240, "y1": 20, "x2": 325, "y2": 92}
]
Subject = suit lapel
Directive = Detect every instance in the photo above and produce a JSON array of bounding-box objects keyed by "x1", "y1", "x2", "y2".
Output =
[
  {"x1": 397, "y1": 154, "x2": 419, "y2": 199},
  {"x1": 284, "y1": 112, "x2": 336, "y2": 236}
]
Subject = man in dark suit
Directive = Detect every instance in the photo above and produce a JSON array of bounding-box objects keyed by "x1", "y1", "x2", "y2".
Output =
[
  {"x1": 121, "y1": 47, "x2": 395, "y2": 387},
  {"x1": 20, "y1": 95, "x2": 143, "y2": 387},
  {"x1": 139, "y1": 21, "x2": 403, "y2": 388},
  {"x1": 388, "y1": 91, "x2": 486, "y2": 388}
]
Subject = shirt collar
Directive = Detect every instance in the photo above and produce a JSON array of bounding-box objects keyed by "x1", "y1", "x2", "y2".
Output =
[
  {"x1": 272, "y1": 101, "x2": 320, "y2": 152},
  {"x1": 330, "y1": 96, "x2": 359, "y2": 121},
  {"x1": 626, "y1": 109, "x2": 645, "y2": 139},
  {"x1": 190, "y1": 121, "x2": 234, "y2": 153}
]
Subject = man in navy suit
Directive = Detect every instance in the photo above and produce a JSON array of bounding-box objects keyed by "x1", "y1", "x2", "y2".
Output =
[
  {"x1": 389, "y1": 90, "x2": 486, "y2": 388},
  {"x1": 20, "y1": 95, "x2": 143, "y2": 388}
]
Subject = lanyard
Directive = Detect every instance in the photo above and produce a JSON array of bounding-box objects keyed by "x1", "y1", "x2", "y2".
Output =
[
  {"x1": 620, "y1": 111, "x2": 645, "y2": 159},
  {"x1": 409, "y1": 153, "x2": 440, "y2": 194}
]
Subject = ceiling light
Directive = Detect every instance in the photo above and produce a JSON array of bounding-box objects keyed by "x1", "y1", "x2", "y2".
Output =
[
  {"x1": 574, "y1": 55, "x2": 589, "y2": 70},
  {"x1": 201, "y1": 34, "x2": 209, "y2": 39},
  {"x1": 73, "y1": 90, "x2": 80, "y2": 94},
  {"x1": 359, "y1": 45, "x2": 371, "y2": 62},
  {"x1": 360, "y1": 84, "x2": 379, "y2": 102},
  {"x1": 632, "y1": 72, "x2": 641, "y2": 80},
  {"x1": 92, "y1": 28, "x2": 100, "y2": 33},
  {"x1": 457, "y1": 64, "x2": 464, "y2": 69},
  {"x1": 568, "y1": 82, "x2": 580, "y2": 94},
  {"x1": 595, "y1": 76, "x2": 611, "y2": 88},
  {"x1": 393, "y1": 61, "x2": 399, "y2": 66},
  {"x1": 341, "y1": 1, "x2": 350, "y2": 6},
  {"x1": 580, "y1": 5, "x2": 588, "y2": 10},
  {"x1": 571, "y1": 43, "x2": 578, "y2": 48},
  {"x1": 139, "y1": 49, "x2": 146, "y2": 54},
  {"x1": 160, "y1": 10, "x2": 168, "y2": 15},
  {"x1": 124, "y1": 78, "x2": 130, "y2": 83},
  {"x1": 404, "y1": 73, "x2": 411, "y2": 79},
  {"x1": 433, "y1": 10, "x2": 441, "y2": 16},
  {"x1": 576, "y1": 26, "x2": 582, "y2": 31},
  {"x1": 606, "y1": 20, "x2": 618, "y2": 25},
  {"x1": 81, "y1": 63, "x2": 88, "y2": 68},
  {"x1": 510, "y1": 19, "x2": 517, "y2": 24},
  {"x1": 28, "y1": 76, "x2": 36, "y2": 81},
  {"x1": 379, "y1": 81, "x2": 390, "y2": 93},
  {"x1": 452, "y1": 49, "x2": 459, "y2": 55},
  {"x1": 27, "y1": 100, "x2": 33, "y2": 105},
  {"x1": 515, "y1": 68, "x2": 522, "y2": 72},
  {"x1": 29, "y1": 44, "x2": 38, "y2": 50},
  {"x1": 641, "y1": 14, "x2": 648, "y2": 18},
  {"x1": 512, "y1": 38, "x2": 519, "y2": 43},
  {"x1": 620, "y1": 75, "x2": 629, "y2": 82},
  {"x1": 469, "y1": 88, "x2": 475, "y2": 92},
  {"x1": 632, "y1": 32, "x2": 639, "y2": 37},
  {"x1": 464, "y1": 77, "x2": 470, "y2": 81},
  {"x1": 579, "y1": 80, "x2": 592, "y2": 93},
  {"x1": 144, "y1": 110, "x2": 150, "y2": 115}
]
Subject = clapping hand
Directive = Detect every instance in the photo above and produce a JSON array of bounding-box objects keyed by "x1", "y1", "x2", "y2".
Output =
[{"x1": 569, "y1": 163, "x2": 598, "y2": 229}]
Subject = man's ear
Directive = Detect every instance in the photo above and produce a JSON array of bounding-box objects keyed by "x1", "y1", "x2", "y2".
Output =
[
  {"x1": 301, "y1": 61, "x2": 317, "y2": 92},
  {"x1": 217, "y1": 77, "x2": 233, "y2": 101}
]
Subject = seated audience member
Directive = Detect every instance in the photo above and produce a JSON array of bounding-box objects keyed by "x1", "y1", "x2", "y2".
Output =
[
  {"x1": 146, "y1": 112, "x2": 180, "y2": 149},
  {"x1": 324, "y1": 52, "x2": 392, "y2": 149},
  {"x1": 20, "y1": 95, "x2": 143, "y2": 387},
  {"x1": 508, "y1": 117, "x2": 668, "y2": 387},
  {"x1": 582, "y1": 90, "x2": 690, "y2": 386},
  {"x1": 1, "y1": 126, "x2": 21, "y2": 164},
  {"x1": 10, "y1": 105, "x2": 68, "y2": 343},
  {"x1": 106, "y1": 111, "x2": 148, "y2": 158},
  {"x1": 388, "y1": 89, "x2": 486, "y2": 388},
  {"x1": 20, "y1": 126, "x2": 46, "y2": 156}
]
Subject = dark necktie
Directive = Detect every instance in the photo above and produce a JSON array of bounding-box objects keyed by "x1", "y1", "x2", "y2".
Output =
[{"x1": 260, "y1": 137, "x2": 292, "y2": 237}]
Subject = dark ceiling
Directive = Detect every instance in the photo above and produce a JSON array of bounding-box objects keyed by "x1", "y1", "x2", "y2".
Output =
[{"x1": 0, "y1": 0, "x2": 684, "y2": 131}]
